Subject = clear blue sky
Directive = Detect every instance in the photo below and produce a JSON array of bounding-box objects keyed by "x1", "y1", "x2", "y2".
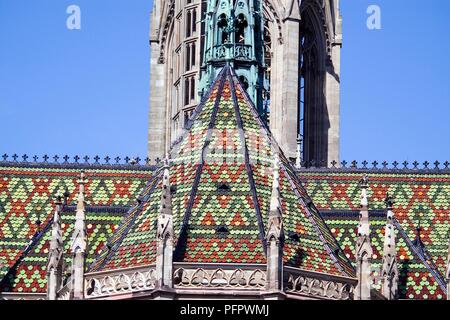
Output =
[{"x1": 0, "y1": 0, "x2": 449, "y2": 163}]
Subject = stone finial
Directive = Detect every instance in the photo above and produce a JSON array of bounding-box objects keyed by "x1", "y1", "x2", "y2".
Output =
[
  {"x1": 158, "y1": 154, "x2": 173, "y2": 219},
  {"x1": 354, "y1": 174, "x2": 373, "y2": 300},
  {"x1": 359, "y1": 174, "x2": 369, "y2": 207},
  {"x1": 156, "y1": 154, "x2": 174, "y2": 290},
  {"x1": 265, "y1": 153, "x2": 285, "y2": 292},
  {"x1": 70, "y1": 171, "x2": 88, "y2": 300},
  {"x1": 269, "y1": 154, "x2": 282, "y2": 221},
  {"x1": 46, "y1": 192, "x2": 64, "y2": 300},
  {"x1": 381, "y1": 193, "x2": 399, "y2": 300},
  {"x1": 295, "y1": 134, "x2": 302, "y2": 169},
  {"x1": 357, "y1": 174, "x2": 370, "y2": 237}
]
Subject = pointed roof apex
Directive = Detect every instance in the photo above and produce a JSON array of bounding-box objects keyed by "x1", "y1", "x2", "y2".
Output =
[{"x1": 90, "y1": 64, "x2": 355, "y2": 278}]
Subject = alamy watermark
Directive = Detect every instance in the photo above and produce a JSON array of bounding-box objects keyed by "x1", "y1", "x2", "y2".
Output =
[
  {"x1": 367, "y1": 5, "x2": 382, "y2": 30},
  {"x1": 66, "y1": 5, "x2": 81, "y2": 30}
]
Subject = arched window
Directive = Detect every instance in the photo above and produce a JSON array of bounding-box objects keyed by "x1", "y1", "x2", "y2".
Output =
[
  {"x1": 298, "y1": 6, "x2": 326, "y2": 165},
  {"x1": 235, "y1": 14, "x2": 248, "y2": 44},
  {"x1": 186, "y1": 11, "x2": 192, "y2": 37},
  {"x1": 263, "y1": 19, "x2": 272, "y2": 121},
  {"x1": 239, "y1": 75, "x2": 249, "y2": 91},
  {"x1": 218, "y1": 14, "x2": 229, "y2": 44}
]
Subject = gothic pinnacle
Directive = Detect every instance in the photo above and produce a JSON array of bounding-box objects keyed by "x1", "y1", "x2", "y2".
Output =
[
  {"x1": 355, "y1": 174, "x2": 373, "y2": 300},
  {"x1": 381, "y1": 193, "x2": 399, "y2": 300}
]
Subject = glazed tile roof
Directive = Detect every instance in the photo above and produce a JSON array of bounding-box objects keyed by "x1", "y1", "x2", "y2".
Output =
[
  {"x1": 300, "y1": 170, "x2": 450, "y2": 299},
  {"x1": 0, "y1": 206, "x2": 129, "y2": 293},
  {"x1": 322, "y1": 211, "x2": 446, "y2": 299},
  {"x1": 90, "y1": 65, "x2": 355, "y2": 277},
  {"x1": 0, "y1": 164, "x2": 152, "y2": 292}
]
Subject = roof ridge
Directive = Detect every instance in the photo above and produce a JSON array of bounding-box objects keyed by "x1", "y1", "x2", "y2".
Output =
[
  {"x1": 228, "y1": 69, "x2": 267, "y2": 254},
  {"x1": 393, "y1": 218, "x2": 447, "y2": 292},
  {"x1": 173, "y1": 65, "x2": 228, "y2": 261},
  {"x1": 279, "y1": 154, "x2": 356, "y2": 277},
  {"x1": 0, "y1": 213, "x2": 53, "y2": 289},
  {"x1": 88, "y1": 169, "x2": 164, "y2": 272},
  {"x1": 0, "y1": 158, "x2": 157, "y2": 170},
  {"x1": 227, "y1": 67, "x2": 355, "y2": 277}
]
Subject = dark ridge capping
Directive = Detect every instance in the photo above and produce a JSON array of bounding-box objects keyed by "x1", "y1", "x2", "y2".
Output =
[
  {"x1": 295, "y1": 160, "x2": 450, "y2": 173},
  {"x1": 62, "y1": 205, "x2": 131, "y2": 214},
  {"x1": 227, "y1": 67, "x2": 355, "y2": 276},
  {"x1": 228, "y1": 68, "x2": 267, "y2": 255},
  {"x1": 227, "y1": 66, "x2": 354, "y2": 275},
  {"x1": 0, "y1": 215, "x2": 53, "y2": 289},
  {"x1": 173, "y1": 65, "x2": 228, "y2": 262},
  {"x1": 321, "y1": 209, "x2": 449, "y2": 294},
  {"x1": 0, "y1": 154, "x2": 159, "y2": 171},
  {"x1": 393, "y1": 219, "x2": 448, "y2": 293},
  {"x1": 319, "y1": 209, "x2": 386, "y2": 218},
  {"x1": 88, "y1": 170, "x2": 164, "y2": 272}
]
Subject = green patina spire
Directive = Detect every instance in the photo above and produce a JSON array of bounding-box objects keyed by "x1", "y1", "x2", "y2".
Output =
[{"x1": 199, "y1": 0, "x2": 267, "y2": 118}]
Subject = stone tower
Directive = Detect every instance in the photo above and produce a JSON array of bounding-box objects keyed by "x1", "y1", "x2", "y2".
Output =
[
  {"x1": 148, "y1": 0, "x2": 342, "y2": 165},
  {"x1": 198, "y1": 0, "x2": 266, "y2": 117}
]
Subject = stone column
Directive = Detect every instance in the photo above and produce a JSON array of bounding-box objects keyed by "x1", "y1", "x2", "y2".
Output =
[
  {"x1": 276, "y1": 15, "x2": 300, "y2": 160},
  {"x1": 324, "y1": 6, "x2": 342, "y2": 165},
  {"x1": 148, "y1": 1, "x2": 168, "y2": 163}
]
